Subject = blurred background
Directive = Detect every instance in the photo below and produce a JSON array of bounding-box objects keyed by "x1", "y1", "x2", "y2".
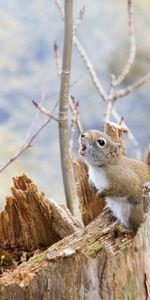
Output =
[{"x1": 0, "y1": 0, "x2": 149, "y2": 209}]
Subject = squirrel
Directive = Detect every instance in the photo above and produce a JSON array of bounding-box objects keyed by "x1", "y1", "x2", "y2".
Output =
[{"x1": 79, "y1": 129, "x2": 150, "y2": 232}]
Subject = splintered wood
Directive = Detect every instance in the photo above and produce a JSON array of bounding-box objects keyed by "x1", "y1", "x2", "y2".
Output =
[
  {"x1": 73, "y1": 160, "x2": 105, "y2": 225},
  {"x1": 0, "y1": 174, "x2": 81, "y2": 252},
  {"x1": 104, "y1": 121, "x2": 128, "y2": 154}
]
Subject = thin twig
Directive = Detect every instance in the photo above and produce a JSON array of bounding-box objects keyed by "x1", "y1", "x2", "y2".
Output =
[
  {"x1": 109, "y1": 72, "x2": 150, "y2": 102},
  {"x1": 112, "y1": 0, "x2": 136, "y2": 87},
  {"x1": 73, "y1": 6, "x2": 85, "y2": 33},
  {"x1": 106, "y1": 0, "x2": 136, "y2": 120},
  {"x1": 0, "y1": 103, "x2": 58, "y2": 173},
  {"x1": 0, "y1": 83, "x2": 54, "y2": 173},
  {"x1": 105, "y1": 74, "x2": 115, "y2": 122},
  {"x1": 32, "y1": 100, "x2": 60, "y2": 122},
  {"x1": 0, "y1": 120, "x2": 50, "y2": 173},
  {"x1": 112, "y1": 109, "x2": 141, "y2": 159},
  {"x1": 73, "y1": 36, "x2": 108, "y2": 101},
  {"x1": 70, "y1": 75, "x2": 82, "y2": 88},
  {"x1": 69, "y1": 96, "x2": 83, "y2": 153},
  {"x1": 18, "y1": 88, "x2": 47, "y2": 152},
  {"x1": 70, "y1": 96, "x2": 83, "y2": 134}
]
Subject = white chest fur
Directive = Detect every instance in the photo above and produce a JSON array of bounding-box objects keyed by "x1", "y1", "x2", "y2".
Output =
[
  {"x1": 88, "y1": 165, "x2": 132, "y2": 228},
  {"x1": 106, "y1": 197, "x2": 132, "y2": 228},
  {"x1": 88, "y1": 165, "x2": 109, "y2": 192}
]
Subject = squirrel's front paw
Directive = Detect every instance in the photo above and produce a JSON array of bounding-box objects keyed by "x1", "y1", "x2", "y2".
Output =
[
  {"x1": 89, "y1": 180, "x2": 98, "y2": 193},
  {"x1": 96, "y1": 189, "x2": 107, "y2": 198}
]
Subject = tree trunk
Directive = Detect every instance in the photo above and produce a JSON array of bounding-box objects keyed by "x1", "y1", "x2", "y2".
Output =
[{"x1": 0, "y1": 124, "x2": 150, "y2": 300}]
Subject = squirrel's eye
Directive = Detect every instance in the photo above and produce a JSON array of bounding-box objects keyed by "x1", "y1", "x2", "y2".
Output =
[{"x1": 97, "y1": 138, "x2": 106, "y2": 147}]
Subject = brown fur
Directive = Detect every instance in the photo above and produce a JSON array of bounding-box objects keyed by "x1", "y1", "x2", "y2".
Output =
[
  {"x1": 145, "y1": 146, "x2": 150, "y2": 169},
  {"x1": 105, "y1": 155, "x2": 150, "y2": 201},
  {"x1": 79, "y1": 130, "x2": 150, "y2": 232}
]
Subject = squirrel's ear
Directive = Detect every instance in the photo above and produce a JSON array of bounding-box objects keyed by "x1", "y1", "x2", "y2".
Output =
[{"x1": 114, "y1": 142, "x2": 122, "y2": 154}]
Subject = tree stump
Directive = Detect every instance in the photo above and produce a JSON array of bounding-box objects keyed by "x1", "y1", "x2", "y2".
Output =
[{"x1": 0, "y1": 124, "x2": 150, "y2": 300}]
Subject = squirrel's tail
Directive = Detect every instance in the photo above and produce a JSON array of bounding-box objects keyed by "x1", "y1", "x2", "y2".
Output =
[{"x1": 145, "y1": 146, "x2": 150, "y2": 169}]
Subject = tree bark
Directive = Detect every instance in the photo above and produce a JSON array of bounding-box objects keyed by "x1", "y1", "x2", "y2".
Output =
[{"x1": 0, "y1": 174, "x2": 81, "y2": 251}]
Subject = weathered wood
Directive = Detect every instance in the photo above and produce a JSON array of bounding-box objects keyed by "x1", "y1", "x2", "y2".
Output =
[
  {"x1": 0, "y1": 174, "x2": 82, "y2": 251},
  {"x1": 0, "y1": 194, "x2": 150, "y2": 299},
  {"x1": 104, "y1": 121, "x2": 127, "y2": 154},
  {"x1": 73, "y1": 159, "x2": 105, "y2": 225}
]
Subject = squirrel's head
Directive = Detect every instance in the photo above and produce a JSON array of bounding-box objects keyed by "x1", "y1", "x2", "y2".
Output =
[{"x1": 79, "y1": 129, "x2": 121, "y2": 167}]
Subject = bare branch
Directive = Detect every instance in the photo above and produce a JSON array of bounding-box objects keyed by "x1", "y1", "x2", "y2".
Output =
[
  {"x1": 70, "y1": 75, "x2": 82, "y2": 88},
  {"x1": 112, "y1": 0, "x2": 136, "y2": 87},
  {"x1": 70, "y1": 96, "x2": 83, "y2": 134},
  {"x1": 0, "y1": 120, "x2": 50, "y2": 173},
  {"x1": 105, "y1": 75, "x2": 115, "y2": 122},
  {"x1": 72, "y1": 21, "x2": 141, "y2": 158},
  {"x1": 105, "y1": 101, "x2": 113, "y2": 123},
  {"x1": 112, "y1": 109, "x2": 141, "y2": 159},
  {"x1": 0, "y1": 103, "x2": 58, "y2": 173},
  {"x1": 73, "y1": 36, "x2": 108, "y2": 101},
  {"x1": 58, "y1": 0, "x2": 77, "y2": 215},
  {"x1": 109, "y1": 72, "x2": 150, "y2": 102},
  {"x1": 54, "y1": 0, "x2": 142, "y2": 158},
  {"x1": 72, "y1": 32, "x2": 141, "y2": 159},
  {"x1": 33, "y1": 98, "x2": 83, "y2": 152},
  {"x1": 119, "y1": 117, "x2": 125, "y2": 126},
  {"x1": 32, "y1": 100, "x2": 60, "y2": 123},
  {"x1": 18, "y1": 91, "x2": 48, "y2": 153}
]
